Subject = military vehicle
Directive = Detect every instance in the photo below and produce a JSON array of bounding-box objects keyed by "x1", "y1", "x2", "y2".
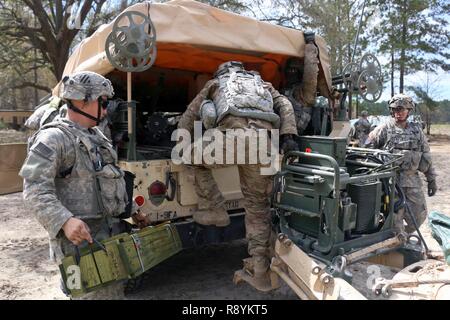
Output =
[
  {"x1": 52, "y1": 0, "x2": 337, "y2": 247},
  {"x1": 36, "y1": 0, "x2": 450, "y2": 299}
]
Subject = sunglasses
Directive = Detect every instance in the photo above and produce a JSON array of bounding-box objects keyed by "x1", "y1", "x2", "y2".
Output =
[
  {"x1": 391, "y1": 107, "x2": 407, "y2": 113},
  {"x1": 97, "y1": 97, "x2": 109, "y2": 110}
]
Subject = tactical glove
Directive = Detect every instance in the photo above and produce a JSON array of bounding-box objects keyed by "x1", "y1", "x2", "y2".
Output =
[
  {"x1": 280, "y1": 134, "x2": 299, "y2": 155},
  {"x1": 428, "y1": 180, "x2": 437, "y2": 197}
]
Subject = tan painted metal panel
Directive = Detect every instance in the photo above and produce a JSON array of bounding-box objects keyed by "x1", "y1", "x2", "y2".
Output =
[
  {"x1": 0, "y1": 143, "x2": 27, "y2": 195},
  {"x1": 119, "y1": 159, "x2": 244, "y2": 223}
]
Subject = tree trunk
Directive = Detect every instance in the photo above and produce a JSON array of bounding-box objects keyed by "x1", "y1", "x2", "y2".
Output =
[
  {"x1": 12, "y1": 89, "x2": 17, "y2": 111},
  {"x1": 337, "y1": 1, "x2": 343, "y2": 72},
  {"x1": 399, "y1": 0, "x2": 408, "y2": 93},
  {"x1": 54, "y1": 47, "x2": 71, "y2": 81},
  {"x1": 390, "y1": 47, "x2": 395, "y2": 97},
  {"x1": 34, "y1": 47, "x2": 39, "y2": 106},
  {"x1": 23, "y1": 0, "x2": 98, "y2": 81},
  {"x1": 356, "y1": 95, "x2": 359, "y2": 116},
  {"x1": 120, "y1": 0, "x2": 129, "y2": 11}
]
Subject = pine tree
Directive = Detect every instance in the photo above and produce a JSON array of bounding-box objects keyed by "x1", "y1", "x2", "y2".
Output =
[
  {"x1": 371, "y1": 0, "x2": 449, "y2": 95},
  {"x1": 256, "y1": 0, "x2": 374, "y2": 74}
]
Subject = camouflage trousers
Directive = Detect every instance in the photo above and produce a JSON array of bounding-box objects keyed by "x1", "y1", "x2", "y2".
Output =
[
  {"x1": 397, "y1": 187, "x2": 427, "y2": 234},
  {"x1": 194, "y1": 164, "x2": 273, "y2": 258},
  {"x1": 52, "y1": 217, "x2": 125, "y2": 300}
]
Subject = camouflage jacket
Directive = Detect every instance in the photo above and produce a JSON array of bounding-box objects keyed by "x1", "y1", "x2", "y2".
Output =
[
  {"x1": 369, "y1": 119, "x2": 437, "y2": 187},
  {"x1": 19, "y1": 118, "x2": 128, "y2": 240},
  {"x1": 178, "y1": 78, "x2": 297, "y2": 136}
]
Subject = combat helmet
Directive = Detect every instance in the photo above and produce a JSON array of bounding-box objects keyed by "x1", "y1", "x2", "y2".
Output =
[
  {"x1": 361, "y1": 110, "x2": 369, "y2": 117},
  {"x1": 60, "y1": 71, "x2": 115, "y2": 125},
  {"x1": 388, "y1": 93, "x2": 415, "y2": 110},
  {"x1": 60, "y1": 71, "x2": 114, "y2": 102},
  {"x1": 214, "y1": 61, "x2": 244, "y2": 77},
  {"x1": 284, "y1": 58, "x2": 304, "y2": 87}
]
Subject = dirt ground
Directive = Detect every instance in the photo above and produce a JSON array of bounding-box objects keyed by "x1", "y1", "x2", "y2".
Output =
[{"x1": 0, "y1": 129, "x2": 448, "y2": 300}]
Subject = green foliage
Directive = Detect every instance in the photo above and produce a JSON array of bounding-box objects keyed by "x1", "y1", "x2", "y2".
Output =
[
  {"x1": 359, "y1": 100, "x2": 390, "y2": 116},
  {"x1": 408, "y1": 86, "x2": 439, "y2": 112},
  {"x1": 255, "y1": 0, "x2": 374, "y2": 74},
  {"x1": 0, "y1": 0, "x2": 144, "y2": 110},
  {"x1": 427, "y1": 100, "x2": 450, "y2": 123},
  {"x1": 369, "y1": 0, "x2": 449, "y2": 93}
]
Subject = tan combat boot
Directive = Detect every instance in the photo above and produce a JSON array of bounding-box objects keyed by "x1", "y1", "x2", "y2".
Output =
[
  {"x1": 233, "y1": 256, "x2": 279, "y2": 292},
  {"x1": 192, "y1": 208, "x2": 230, "y2": 227}
]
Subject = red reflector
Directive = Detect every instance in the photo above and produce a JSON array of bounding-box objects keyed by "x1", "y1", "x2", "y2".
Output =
[
  {"x1": 148, "y1": 181, "x2": 167, "y2": 196},
  {"x1": 134, "y1": 195, "x2": 145, "y2": 207},
  {"x1": 305, "y1": 148, "x2": 312, "y2": 153}
]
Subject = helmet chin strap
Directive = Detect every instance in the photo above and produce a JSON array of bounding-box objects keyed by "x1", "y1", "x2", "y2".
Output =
[
  {"x1": 96, "y1": 101, "x2": 102, "y2": 126},
  {"x1": 67, "y1": 101, "x2": 102, "y2": 125}
]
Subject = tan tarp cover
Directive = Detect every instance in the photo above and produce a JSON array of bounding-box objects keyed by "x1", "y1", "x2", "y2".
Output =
[
  {"x1": 0, "y1": 144, "x2": 27, "y2": 195},
  {"x1": 53, "y1": 0, "x2": 332, "y2": 95}
]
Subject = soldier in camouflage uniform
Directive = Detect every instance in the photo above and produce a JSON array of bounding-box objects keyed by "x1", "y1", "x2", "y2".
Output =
[
  {"x1": 280, "y1": 33, "x2": 322, "y2": 136},
  {"x1": 19, "y1": 71, "x2": 148, "y2": 299},
  {"x1": 178, "y1": 61, "x2": 298, "y2": 291},
  {"x1": 281, "y1": 59, "x2": 312, "y2": 136},
  {"x1": 367, "y1": 94, "x2": 437, "y2": 233},
  {"x1": 353, "y1": 110, "x2": 371, "y2": 147}
]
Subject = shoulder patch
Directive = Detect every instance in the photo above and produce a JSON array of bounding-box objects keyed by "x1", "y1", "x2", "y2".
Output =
[{"x1": 31, "y1": 142, "x2": 54, "y2": 160}]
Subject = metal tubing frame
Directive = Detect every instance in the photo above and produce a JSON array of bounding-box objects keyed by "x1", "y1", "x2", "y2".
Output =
[{"x1": 282, "y1": 151, "x2": 340, "y2": 198}]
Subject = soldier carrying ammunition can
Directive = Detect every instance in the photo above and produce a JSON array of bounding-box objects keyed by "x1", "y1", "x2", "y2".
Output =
[{"x1": 19, "y1": 71, "x2": 149, "y2": 299}]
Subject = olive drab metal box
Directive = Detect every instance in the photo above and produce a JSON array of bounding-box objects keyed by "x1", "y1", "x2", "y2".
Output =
[
  {"x1": 296, "y1": 136, "x2": 348, "y2": 167},
  {"x1": 59, "y1": 223, "x2": 182, "y2": 297}
]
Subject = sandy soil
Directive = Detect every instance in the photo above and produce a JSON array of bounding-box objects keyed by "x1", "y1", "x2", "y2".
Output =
[{"x1": 0, "y1": 132, "x2": 448, "y2": 300}]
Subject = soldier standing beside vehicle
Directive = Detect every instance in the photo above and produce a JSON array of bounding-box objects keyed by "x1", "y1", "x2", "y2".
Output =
[
  {"x1": 19, "y1": 71, "x2": 148, "y2": 299},
  {"x1": 178, "y1": 61, "x2": 298, "y2": 292},
  {"x1": 367, "y1": 94, "x2": 437, "y2": 233},
  {"x1": 353, "y1": 110, "x2": 371, "y2": 147}
]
